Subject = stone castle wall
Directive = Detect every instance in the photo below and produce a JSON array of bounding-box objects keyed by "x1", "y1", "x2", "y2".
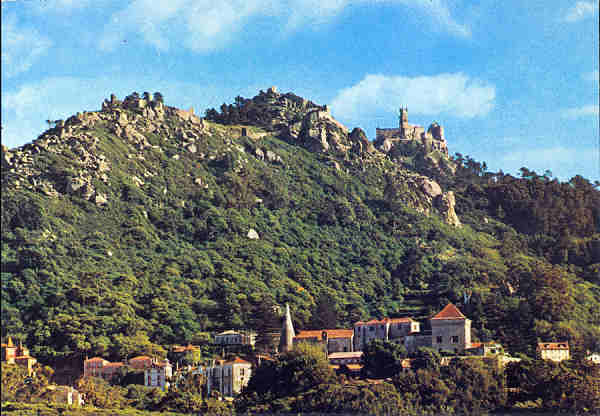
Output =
[{"x1": 375, "y1": 110, "x2": 448, "y2": 156}]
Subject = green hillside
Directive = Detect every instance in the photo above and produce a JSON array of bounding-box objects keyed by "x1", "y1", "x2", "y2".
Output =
[{"x1": 1, "y1": 89, "x2": 599, "y2": 365}]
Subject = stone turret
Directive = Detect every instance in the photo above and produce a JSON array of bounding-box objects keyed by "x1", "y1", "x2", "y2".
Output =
[
  {"x1": 279, "y1": 303, "x2": 295, "y2": 353},
  {"x1": 375, "y1": 107, "x2": 448, "y2": 156},
  {"x1": 399, "y1": 107, "x2": 409, "y2": 136}
]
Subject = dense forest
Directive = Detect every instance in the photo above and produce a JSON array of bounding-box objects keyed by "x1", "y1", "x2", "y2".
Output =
[{"x1": 1, "y1": 89, "x2": 599, "y2": 371}]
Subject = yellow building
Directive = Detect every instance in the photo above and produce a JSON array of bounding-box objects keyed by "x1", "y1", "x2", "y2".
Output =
[
  {"x1": 1, "y1": 336, "x2": 37, "y2": 375},
  {"x1": 206, "y1": 357, "x2": 252, "y2": 398}
]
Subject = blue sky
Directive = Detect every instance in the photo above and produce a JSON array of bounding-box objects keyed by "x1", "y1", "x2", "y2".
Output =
[{"x1": 2, "y1": 0, "x2": 598, "y2": 180}]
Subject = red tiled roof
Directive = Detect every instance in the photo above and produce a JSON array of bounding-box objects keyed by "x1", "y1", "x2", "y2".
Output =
[
  {"x1": 366, "y1": 319, "x2": 387, "y2": 325},
  {"x1": 324, "y1": 329, "x2": 353, "y2": 338},
  {"x1": 431, "y1": 303, "x2": 466, "y2": 320},
  {"x1": 294, "y1": 329, "x2": 354, "y2": 340},
  {"x1": 294, "y1": 330, "x2": 325, "y2": 340},
  {"x1": 129, "y1": 356, "x2": 151, "y2": 361},
  {"x1": 355, "y1": 317, "x2": 414, "y2": 326},
  {"x1": 538, "y1": 342, "x2": 569, "y2": 350},
  {"x1": 153, "y1": 361, "x2": 172, "y2": 368},
  {"x1": 387, "y1": 318, "x2": 414, "y2": 323},
  {"x1": 86, "y1": 357, "x2": 108, "y2": 362},
  {"x1": 467, "y1": 341, "x2": 500, "y2": 349},
  {"x1": 354, "y1": 318, "x2": 387, "y2": 326},
  {"x1": 225, "y1": 357, "x2": 251, "y2": 365},
  {"x1": 102, "y1": 362, "x2": 124, "y2": 368}
]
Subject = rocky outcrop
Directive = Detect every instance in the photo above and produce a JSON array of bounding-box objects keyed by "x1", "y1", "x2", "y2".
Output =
[
  {"x1": 1, "y1": 92, "x2": 207, "y2": 202},
  {"x1": 419, "y1": 177, "x2": 442, "y2": 198},
  {"x1": 386, "y1": 171, "x2": 461, "y2": 227},
  {"x1": 291, "y1": 109, "x2": 350, "y2": 153},
  {"x1": 434, "y1": 191, "x2": 461, "y2": 227},
  {"x1": 2, "y1": 89, "x2": 460, "y2": 226},
  {"x1": 265, "y1": 150, "x2": 283, "y2": 164},
  {"x1": 349, "y1": 127, "x2": 375, "y2": 155},
  {"x1": 247, "y1": 229, "x2": 260, "y2": 240}
]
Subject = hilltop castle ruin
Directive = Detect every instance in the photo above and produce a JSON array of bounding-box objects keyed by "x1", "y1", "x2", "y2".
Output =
[{"x1": 374, "y1": 108, "x2": 448, "y2": 156}]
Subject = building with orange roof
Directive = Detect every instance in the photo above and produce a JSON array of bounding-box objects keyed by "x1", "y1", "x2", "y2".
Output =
[
  {"x1": 352, "y1": 303, "x2": 473, "y2": 354},
  {"x1": 293, "y1": 329, "x2": 354, "y2": 354},
  {"x1": 99, "y1": 362, "x2": 124, "y2": 381},
  {"x1": 2, "y1": 336, "x2": 37, "y2": 375},
  {"x1": 537, "y1": 342, "x2": 570, "y2": 362},
  {"x1": 353, "y1": 316, "x2": 419, "y2": 351},
  {"x1": 430, "y1": 303, "x2": 472, "y2": 353},
  {"x1": 83, "y1": 357, "x2": 110, "y2": 378},
  {"x1": 206, "y1": 356, "x2": 252, "y2": 398},
  {"x1": 128, "y1": 355, "x2": 154, "y2": 370}
]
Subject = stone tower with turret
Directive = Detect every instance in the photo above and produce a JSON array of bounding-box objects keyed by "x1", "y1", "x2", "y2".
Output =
[
  {"x1": 279, "y1": 303, "x2": 295, "y2": 353},
  {"x1": 399, "y1": 107, "x2": 409, "y2": 136},
  {"x1": 375, "y1": 106, "x2": 448, "y2": 156}
]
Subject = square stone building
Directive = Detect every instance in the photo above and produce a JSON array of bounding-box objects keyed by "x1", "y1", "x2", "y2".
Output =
[{"x1": 430, "y1": 303, "x2": 472, "y2": 353}]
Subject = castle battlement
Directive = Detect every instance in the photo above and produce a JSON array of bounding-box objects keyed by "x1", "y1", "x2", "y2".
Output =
[{"x1": 374, "y1": 108, "x2": 447, "y2": 155}]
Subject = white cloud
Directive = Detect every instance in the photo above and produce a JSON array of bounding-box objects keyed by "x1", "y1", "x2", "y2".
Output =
[
  {"x1": 1, "y1": 14, "x2": 52, "y2": 78},
  {"x1": 408, "y1": 0, "x2": 470, "y2": 38},
  {"x1": 99, "y1": 0, "x2": 272, "y2": 52},
  {"x1": 98, "y1": 0, "x2": 469, "y2": 53},
  {"x1": 563, "y1": 1, "x2": 599, "y2": 22},
  {"x1": 563, "y1": 105, "x2": 600, "y2": 119},
  {"x1": 330, "y1": 73, "x2": 495, "y2": 121}
]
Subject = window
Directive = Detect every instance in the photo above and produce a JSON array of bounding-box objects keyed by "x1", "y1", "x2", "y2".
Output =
[
  {"x1": 240, "y1": 368, "x2": 245, "y2": 376},
  {"x1": 451, "y1": 336, "x2": 459, "y2": 344},
  {"x1": 436, "y1": 336, "x2": 443, "y2": 344},
  {"x1": 369, "y1": 326, "x2": 374, "y2": 332}
]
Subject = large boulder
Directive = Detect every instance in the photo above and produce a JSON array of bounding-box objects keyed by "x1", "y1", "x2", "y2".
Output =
[
  {"x1": 435, "y1": 191, "x2": 461, "y2": 227},
  {"x1": 349, "y1": 127, "x2": 375, "y2": 154},
  {"x1": 295, "y1": 109, "x2": 350, "y2": 153},
  {"x1": 419, "y1": 178, "x2": 442, "y2": 198},
  {"x1": 94, "y1": 193, "x2": 108, "y2": 206}
]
